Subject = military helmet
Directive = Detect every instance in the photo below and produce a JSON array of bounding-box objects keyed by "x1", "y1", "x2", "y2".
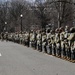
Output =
[
  {"x1": 30, "y1": 30, "x2": 33, "y2": 33},
  {"x1": 5, "y1": 32, "x2": 8, "y2": 34},
  {"x1": 70, "y1": 27, "x2": 75, "y2": 33},
  {"x1": 39, "y1": 30, "x2": 41, "y2": 33},
  {"x1": 65, "y1": 25, "x2": 68, "y2": 28},
  {"x1": 46, "y1": 29, "x2": 50, "y2": 33},
  {"x1": 50, "y1": 29, "x2": 55, "y2": 33},
  {"x1": 65, "y1": 25, "x2": 69, "y2": 30},
  {"x1": 55, "y1": 28, "x2": 59, "y2": 33},
  {"x1": 59, "y1": 27, "x2": 64, "y2": 33}
]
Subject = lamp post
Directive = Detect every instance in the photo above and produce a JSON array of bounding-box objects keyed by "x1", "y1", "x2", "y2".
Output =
[
  {"x1": 5, "y1": 22, "x2": 7, "y2": 32},
  {"x1": 20, "y1": 14, "x2": 23, "y2": 33}
]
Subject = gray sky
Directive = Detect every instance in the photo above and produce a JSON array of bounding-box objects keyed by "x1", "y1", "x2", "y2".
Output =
[
  {"x1": 26, "y1": 0, "x2": 35, "y2": 2},
  {"x1": 0, "y1": 0, "x2": 46, "y2": 2},
  {"x1": 0, "y1": 0, "x2": 35, "y2": 2}
]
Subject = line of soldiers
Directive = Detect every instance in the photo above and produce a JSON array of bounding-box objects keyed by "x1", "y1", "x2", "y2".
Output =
[{"x1": 0, "y1": 26, "x2": 75, "y2": 63}]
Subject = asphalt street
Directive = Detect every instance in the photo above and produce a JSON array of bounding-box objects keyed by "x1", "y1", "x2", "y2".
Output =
[{"x1": 0, "y1": 40, "x2": 75, "y2": 75}]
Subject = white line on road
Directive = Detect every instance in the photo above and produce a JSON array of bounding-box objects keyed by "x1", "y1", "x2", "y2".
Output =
[{"x1": 0, "y1": 53, "x2": 2, "y2": 56}]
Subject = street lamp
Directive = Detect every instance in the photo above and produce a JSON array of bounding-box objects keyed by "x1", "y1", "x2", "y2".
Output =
[
  {"x1": 5, "y1": 22, "x2": 7, "y2": 32},
  {"x1": 20, "y1": 14, "x2": 23, "y2": 33}
]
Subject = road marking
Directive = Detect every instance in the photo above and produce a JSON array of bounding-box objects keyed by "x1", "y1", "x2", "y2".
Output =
[{"x1": 0, "y1": 53, "x2": 2, "y2": 56}]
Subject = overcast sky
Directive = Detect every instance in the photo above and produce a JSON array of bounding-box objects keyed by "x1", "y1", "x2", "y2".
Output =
[
  {"x1": 0, "y1": 0, "x2": 35, "y2": 2},
  {"x1": 26, "y1": 0, "x2": 35, "y2": 2},
  {"x1": 0, "y1": 0, "x2": 46, "y2": 2}
]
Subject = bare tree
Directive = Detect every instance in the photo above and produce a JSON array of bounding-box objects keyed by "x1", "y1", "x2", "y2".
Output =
[
  {"x1": 0, "y1": 2, "x2": 8, "y2": 32},
  {"x1": 31, "y1": 1, "x2": 48, "y2": 29},
  {"x1": 45, "y1": 0, "x2": 74, "y2": 28},
  {"x1": 8, "y1": 0, "x2": 29, "y2": 32}
]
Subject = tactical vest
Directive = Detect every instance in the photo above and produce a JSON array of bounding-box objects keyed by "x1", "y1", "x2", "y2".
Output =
[
  {"x1": 42, "y1": 34, "x2": 47, "y2": 45},
  {"x1": 55, "y1": 33, "x2": 60, "y2": 43},
  {"x1": 51, "y1": 34, "x2": 55, "y2": 44}
]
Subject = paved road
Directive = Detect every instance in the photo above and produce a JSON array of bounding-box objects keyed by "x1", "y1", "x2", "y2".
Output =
[{"x1": 0, "y1": 40, "x2": 75, "y2": 75}]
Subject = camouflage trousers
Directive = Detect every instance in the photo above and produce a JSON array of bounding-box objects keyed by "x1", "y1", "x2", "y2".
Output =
[
  {"x1": 46, "y1": 44, "x2": 52, "y2": 55},
  {"x1": 56, "y1": 43, "x2": 61, "y2": 57},
  {"x1": 71, "y1": 49, "x2": 75, "y2": 60},
  {"x1": 30, "y1": 41, "x2": 36, "y2": 49},
  {"x1": 52, "y1": 43, "x2": 56, "y2": 56},
  {"x1": 42, "y1": 45, "x2": 47, "y2": 53},
  {"x1": 25, "y1": 40, "x2": 29, "y2": 47},
  {"x1": 37, "y1": 44, "x2": 42, "y2": 52}
]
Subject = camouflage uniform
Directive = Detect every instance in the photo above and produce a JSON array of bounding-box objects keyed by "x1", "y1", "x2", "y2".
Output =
[
  {"x1": 68, "y1": 27, "x2": 75, "y2": 61},
  {"x1": 29, "y1": 31, "x2": 36, "y2": 49},
  {"x1": 19, "y1": 33, "x2": 23, "y2": 44},
  {"x1": 46, "y1": 29, "x2": 51, "y2": 54},
  {"x1": 24, "y1": 32, "x2": 30, "y2": 47},
  {"x1": 12, "y1": 33, "x2": 15, "y2": 42},
  {"x1": 36, "y1": 30, "x2": 42, "y2": 51},
  {"x1": 22, "y1": 32, "x2": 26, "y2": 45},
  {"x1": 64, "y1": 26, "x2": 70, "y2": 59},
  {"x1": 42, "y1": 32, "x2": 47, "y2": 53},
  {"x1": 51, "y1": 31, "x2": 55, "y2": 55},
  {"x1": 14, "y1": 33, "x2": 19, "y2": 43},
  {"x1": 55, "y1": 29, "x2": 61, "y2": 57},
  {"x1": 29, "y1": 31, "x2": 33, "y2": 47},
  {"x1": 5, "y1": 32, "x2": 8, "y2": 41},
  {"x1": 60, "y1": 31, "x2": 65, "y2": 58},
  {"x1": 1, "y1": 32, "x2": 4, "y2": 41}
]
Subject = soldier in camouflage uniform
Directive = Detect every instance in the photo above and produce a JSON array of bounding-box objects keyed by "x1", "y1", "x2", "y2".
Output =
[
  {"x1": 5, "y1": 32, "x2": 8, "y2": 41},
  {"x1": 14, "y1": 32, "x2": 19, "y2": 43},
  {"x1": 68, "y1": 27, "x2": 75, "y2": 61},
  {"x1": 46, "y1": 29, "x2": 51, "y2": 54},
  {"x1": 29, "y1": 30, "x2": 33, "y2": 47},
  {"x1": 19, "y1": 32, "x2": 23, "y2": 44},
  {"x1": 12, "y1": 33, "x2": 16, "y2": 42},
  {"x1": 24, "y1": 32, "x2": 30, "y2": 47},
  {"x1": 55, "y1": 28, "x2": 61, "y2": 57},
  {"x1": 42, "y1": 30, "x2": 47, "y2": 53},
  {"x1": 64, "y1": 26, "x2": 70, "y2": 59},
  {"x1": 22, "y1": 32, "x2": 26, "y2": 45},
  {"x1": 36, "y1": 30, "x2": 42, "y2": 51},
  {"x1": 1, "y1": 32, "x2": 4, "y2": 41},
  {"x1": 60, "y1": 27, "x2": 65, "y2": 58},
  {"x1": 8, "y1": 33, "x2": 12, "y2": 41},
  {"x1": 29, "y1": 30, "x2": 36, "y2": 49},
  {"x1": 50, "y1": 30, "x2": 55, "y2": 55}
]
